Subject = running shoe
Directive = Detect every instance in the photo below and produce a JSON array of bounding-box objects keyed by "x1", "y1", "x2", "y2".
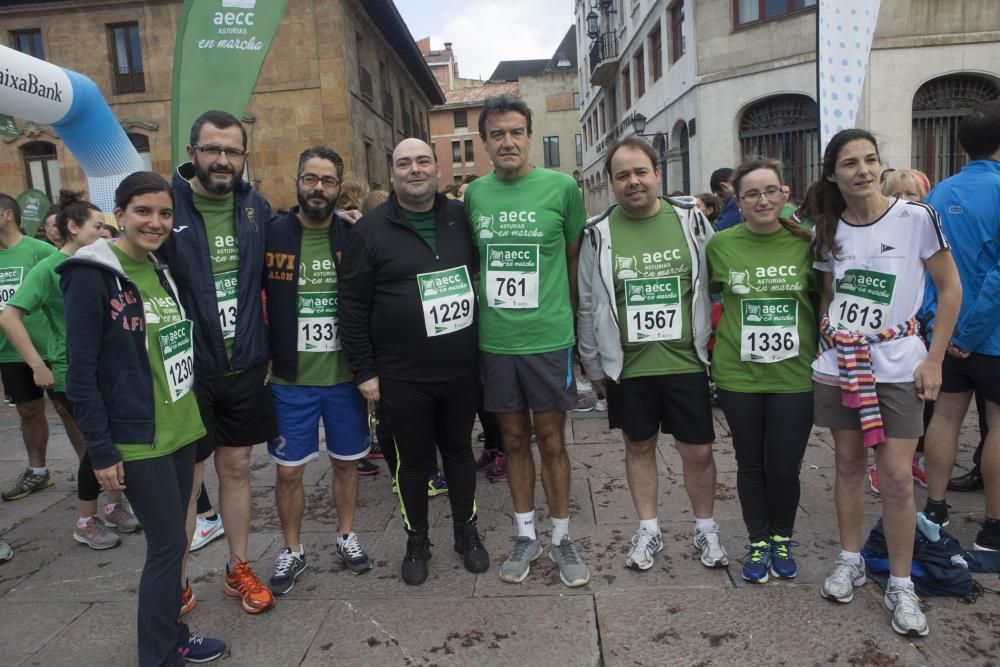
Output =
[
  {"x1": 769, "y1": 535, "x2": 798, "y2": 579},
  {"x1": 922, "y1": 500, "x2": 950, "y2": 527},
  {"x1": 73, "y1": 516, "x2": 121, "y2": 550},
  {"x1": 742, "y1": 541, "x2": 771, "y2": 583},
  {"x1": 948, "y1": 467, "x2": 984, "y2": 492},
  {"x1": 191, "y1": 514, "x2": 225, "y2": 552},
  {"x1": 693, "y1": 522, "x2": 729, "y2": 568},
  {"x1": 912, "y1": 457, "x2": 928, "y2": 488},
  {"x1": 625, "y1": 527, "x2": 663, "y2": 571},
  {"x1": 357, "y1": 458, "x2": 380, "y2": 477},
  {"x1": 575, "y1": 377, "x2": 592, "y2": 393},
  {"x1": 337, "y1": 532, "x2": 372, "y2": 574},
  {"x1": 868, "y1": 464, "x2": 880, "y2": 495},
  {"x1": 454, "y1": 522, "x2": 490, "y2": 573},
  {"x1": 884, "y1": 581, "x2": 929, "y2": 637},
  {"x1": 427, "y1": 471, "x2": 448, "y2": 497},
  {"x1": 0, "y1": 538, "x2": 12, "y2": 562},
  {"x1": 475, "y1": 447, "x2": 500, "y2": 472},
  {"x1": 401, "y1": 531, "x2": 432, "y2": 585},
  {"x1": 477, "y1": 432, "x2": 487, "y2": 443},
  {"x1": 103, "y1": 501, "x2": 141, "y2": 533},
  {"x1": 571, "y1": 397, "x2": 595, "y2": 412},
  {"x1": 367, "y1": 440, "x2": 384, "y2": 459},
  {"x1": 594, "y1": 398, "x2": 608, "y2": 412},
  {"x1": 549, "y1": 536, "x2": 590, "y2": 587},
  {"x1": 224, "y1": 560, "x2": 275, "y2": 614},
  {"x1": 486, "y1": 452, "x2": 507, "y2": 483},
  {"x1": 821, "y1": 558, "x2": 866, "y2": 603},
  {"x1": 973, "y1": 527, "x2": 1000, "y2": 551},
  {"x1": 177, "y1": 635, "x2": 226, "y2": 663},
  {"x1": 270, "y1": 547, "x2": 307, "y2": 595},
  {"x1": 499, "y1": 536, "x2": 542, "y2": 583},
  {"x1": 180, "y1": 578, "x2": 197, "y2": 616},
  {"x1": 2, "y1": 468, "x2": 53, "y2": 500}
]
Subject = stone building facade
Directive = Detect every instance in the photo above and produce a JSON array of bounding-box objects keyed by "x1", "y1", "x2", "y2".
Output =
[{"x1": 0, "y1": 0, "x2": 443, "y2": 211}]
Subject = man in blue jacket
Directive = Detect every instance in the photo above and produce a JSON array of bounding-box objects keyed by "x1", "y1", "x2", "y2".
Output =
[
  {"x1": 160, "y1": 110, "x2": 278, "y2": 615},
  {"x1": 922, "y1": 100, "x2": 1000, "y2": 551}
]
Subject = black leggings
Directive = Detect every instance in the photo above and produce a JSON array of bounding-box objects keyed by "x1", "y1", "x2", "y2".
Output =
[
  {"x1": 195, "y1": 482, "x2": 213, "y2": 515},
  {"x1": 78, "y1": 453, "x2": 101, "y2": 502},
  {"x1": 124, "y1": 444, "x2": 195, "y2": 667},
  {"x1": 380, "y1": 372, "x2": 479, "y2": 534},
  {"x1": 718, "y1": 390, "x2": 814, "y2": 542},
  {"x1": 478, "y1": 398, "x2": 503, "y2": 452}
]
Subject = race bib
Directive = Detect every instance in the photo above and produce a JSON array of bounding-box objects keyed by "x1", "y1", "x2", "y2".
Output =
[
  {"x1": 485, "y1": 244, "x2": 539, "y2": 309},
  {"x1": 417, "y1": 266, "x2": 474, "y2": 337},
  {"x1": 297, "y1": 291, "x2": 339, "y2": 352},
  {"x1": 159, "y1": 320, "x2": 194, "y2": 401},
  {"x1": 740, "y1": 298, "x2": 799, "y2": 363},
  {"x1": 214, "y1": 270, "x2": 238, "y2": 339},
  {"x1": 832, "y1": 269, "x2": 895, "y2": 334},
  {"x1": 624, "y1": 277, "x2": 682, "y2": 342},
  {"x1": 0, "y1": 267, "x2": 23, "y2": 310}
]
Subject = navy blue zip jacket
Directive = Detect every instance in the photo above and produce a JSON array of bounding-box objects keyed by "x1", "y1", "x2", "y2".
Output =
[
  {"x1": 59, "y1": 240, "x2": 184, "y2": 470},
  {"x1": 158, "y1": 163, "x2": 274, "y2": 378},
  {"x1": 338, "y1": 192, "x2": 478, "y2": 384},
  {"x1": 264, "y1": 207, "x2": 352, "y2": 382}
]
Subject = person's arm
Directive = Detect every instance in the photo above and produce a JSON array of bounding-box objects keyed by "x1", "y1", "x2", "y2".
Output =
[
  {"x1": 576, "y1": 229, "x2": 604, "y2": 394},
  {"x1": 0, "y1": 307, "x2": 54, "y2": 389},
  {"x1": 566, "y1": 237, "x2": 582, "y2": 316},
  {"x1": 950, "y1": 247, "x2": 1000, "y2": 355},
  {"x1": 915, "y1": 250, "x2": 962, "y2": 401},
  {"x1": 818, "y1": 271, "x2": 834, "y2": 317},
  {"x1": 337, "y1": 226, "x2": 379, "y2": 400}
]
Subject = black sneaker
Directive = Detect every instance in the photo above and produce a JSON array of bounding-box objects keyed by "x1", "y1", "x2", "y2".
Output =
[
  {"x1": 177, "y1": 635, "x2": 226, "y2": 663},
  {"x1": 454, "y1": 522, "x2": 490, "y2": 573},
  {"x1": 923, "y1": 500, "x2": 950, "y2": 527},
  {"x1": 948, "y1": 468, "x2": 984, "y2": 492},
  {"x1": 269, "y1": 547, "x2": 306, "y2": 595},
  {"x1": 974, "y1": 527, "x2": 1000, "y2": 551},
  {"x1": 357, "y1": 459, "x2": 380, "y2": 476},
  {"x1": 401, "y1": 532, "x2": 432, "y2": 585}
]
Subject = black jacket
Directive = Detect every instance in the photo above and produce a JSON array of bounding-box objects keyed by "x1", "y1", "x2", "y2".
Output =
[
  {"x1": 157, "y1": 164, "x2": 274, "y2": 378},
  {"x1": 338, "y1": 192, "x2": 478, "y2": 384},
  {"x1": 58, "y1": 240, "x2": 184, "y2": 469},
  {"x1": 264, "y1": 208, "x2": 352, "y2": 382}
]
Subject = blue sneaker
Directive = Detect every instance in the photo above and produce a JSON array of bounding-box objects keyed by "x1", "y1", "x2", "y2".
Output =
[
  {"x1": 742, "y1": 541, "x2": 771, "y2": 584},
  {"x1": 769, "y1": 535, "x2": 798, "y2": 579},
  {"x1": 177, "y1": 635, "x2": 226, "y2": 663},
  {"x1": 427, "y1": 471, "x2": 448, "y2": 497}
]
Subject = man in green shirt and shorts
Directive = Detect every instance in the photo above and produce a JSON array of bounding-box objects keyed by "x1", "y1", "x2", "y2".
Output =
[{"x1": 464, "y1": 95, "x2": 589, "y2": 587}]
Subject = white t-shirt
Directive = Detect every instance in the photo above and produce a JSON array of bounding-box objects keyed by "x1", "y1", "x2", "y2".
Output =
[{"x1": 813, "y1": 199, "x2": 949, "y2": 383}]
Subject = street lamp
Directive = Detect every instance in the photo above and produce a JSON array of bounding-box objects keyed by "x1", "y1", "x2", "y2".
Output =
[
  {"x1": 586, "y1": 10, "x2": 599, "y2": 38},
  {"x1": 631, "y1": 112, "x2": 648, "y2": 135}
]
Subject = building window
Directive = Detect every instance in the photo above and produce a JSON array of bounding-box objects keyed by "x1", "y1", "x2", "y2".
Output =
[
  {"x1": 674, "y1": 121, "x2": 690, "y2": 195},
  {"x1": 451, "y1": 140, "x2": 461, "y2": 164},
  {"x1": 573, "y1": 92, "x2": 581, "y2": 109},
  {"x1": 649, "y1": 25, "x2": 662, "y2": 82},
  {"x1": 454, "y1": 109, "x2": 467, "y2": 129},
  {"x1": 735, "y1": 0, "x2": 816, "y2": 27},
  {"x1": 575, "y1": 134, "x2": 583, "y2": 166},
  {"x1": 912, "y1": 74, "x2": 1000, "y2": 184},
  {"x1": 21, "y1": 141, "x2": 60, "y2": 201},
  {"x1": 622, "y1": 66, "x2": 631, "y2": 110},
  {"x1": 670, "y1": 1, "x2": 686, "y2": 62},
  {"x1": 128, "y1": 133, "x2": 152, "y2": 171},
  {"x1": 11, "y1": 29, "x2": 44, "y2": 60},
  {"x1": 107, "y1": 23, "x2": 144, "y2": 94},
  {"x1": 543, "y1": 136, "x2": 560, "y2": 168},
  {"x1": 634, "y1": 47, "x2": 645, "y2": 99},
  {"x1": 464, "y1": 139, "x2": 474, "y2": 162},
  {"x1": 738, "y1": 94, "x2": 819, "y2": 198}
]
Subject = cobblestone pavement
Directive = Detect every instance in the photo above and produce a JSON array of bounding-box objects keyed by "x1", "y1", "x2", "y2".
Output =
[{"x1": 0, "y1": 398, "x2": 997, "y2": 666}]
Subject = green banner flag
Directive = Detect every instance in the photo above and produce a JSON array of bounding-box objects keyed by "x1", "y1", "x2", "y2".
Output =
[
  {"x1": 0, "y1": 114, "x2": 18, "y2": 139},
  {"x1": 170, "y1": 0, "x2": 288, "y2": 167},
  {"x1": 16, "y1": 189, "x2": 50, "y2": 237}
]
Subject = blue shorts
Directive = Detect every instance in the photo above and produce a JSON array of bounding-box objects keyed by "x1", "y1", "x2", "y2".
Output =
[{"x1": 268, "y1": 383, "x2": 370, "y2": 466}]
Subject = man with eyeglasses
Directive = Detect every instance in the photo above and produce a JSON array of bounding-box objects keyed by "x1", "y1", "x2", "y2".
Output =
[
  {"x1": 261, "y1": 147, "x2": 372, "y2": 593},
  {"x1": 161, "y1": 110, "x2": 278, "y2": 615}
]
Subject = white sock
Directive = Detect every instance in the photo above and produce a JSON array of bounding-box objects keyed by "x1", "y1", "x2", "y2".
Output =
[
  {"x1": 515, "y1": 511, "x2": 537, "y2": 540},
  {"x1": 694, "y1": 517, "x2": 716, "y2": 532},
  {"x1": 639, "y1": 518, "x2": 660, "y2": 534},
  {"x1": 888, "y1": 575, "x2": 913, "y2": 590},
  {"x1": 337, "y1": 532, "x2": 353, "y2": 546},
  {"x1": 551, "y1": 516, "x2": 569, "y2": 544},
  {"x1": 76, "y1": 516, "x2": 92, "y2": 529},
  {"x1": 838, "y1": 549, "x2": 863, "y2": 566},
  {"x1": 31, "y1": 466, "x2": 47, "y2": 476},
  {"x1": 288, "y1": 544, "x2": 304, "y2": 556}
]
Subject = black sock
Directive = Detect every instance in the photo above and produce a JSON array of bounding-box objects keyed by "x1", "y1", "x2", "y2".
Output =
[
  {"x1": 204, "y1": 513, "x2": 218, "y2": 521},
  {"x1": 983, "y1": 517, "x2": 1000, "y2": 535}
]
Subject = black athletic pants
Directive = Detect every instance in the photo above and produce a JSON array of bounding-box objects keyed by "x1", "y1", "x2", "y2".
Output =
[
  {"x1": 380, "y1": 372, "x2": 479, "y2": 534},
  {"x1": 718, "y1": 390, "x2": 814, "y2": 542},
  {"x1": 478, "y1": 398, "x2": 503, "y2": 452},
  {"x1": 123, "y1": 444, "x2": 195, "y2": 667}
]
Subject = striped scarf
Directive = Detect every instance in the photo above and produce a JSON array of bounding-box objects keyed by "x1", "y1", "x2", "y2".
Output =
[{"x1": 819, "y1": 316, "x2": 920, "y2": 447}]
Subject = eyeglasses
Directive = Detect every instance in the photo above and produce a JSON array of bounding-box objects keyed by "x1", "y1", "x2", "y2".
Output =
[
  {"x1": 299, "y1": 173, "x2": 341, "y2": 189},
  {"x1": 740, "y1": 186, "x2": 783, "y2": 202},
  {"x1": 192, "y1": 145, "x2": 246, "y2": 159}
]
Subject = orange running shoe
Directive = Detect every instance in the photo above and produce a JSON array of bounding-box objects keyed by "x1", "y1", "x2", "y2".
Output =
[
  {"x1": 224, "y1": 560, "x2": 275, "y2": 614},
  {"x1": 180, "y1": 578, "x2": 197, "y2": 617}
]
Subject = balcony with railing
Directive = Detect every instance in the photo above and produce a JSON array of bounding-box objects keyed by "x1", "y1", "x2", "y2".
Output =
[{"x1": 589, "y1": 32, "x2": 619, "y2": 88}]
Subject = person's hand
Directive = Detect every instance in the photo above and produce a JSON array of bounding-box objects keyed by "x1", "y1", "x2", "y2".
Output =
[
  {"x1": 358, "y1": 377, "x2": 380, "y2": 402},
  {"x1": 95, "y1": 462, "x2": 126, "y2": 491},
  {"x1": 946, "y1": 343, "x2": 970, "y2": 359},
  {"x1": 591, "y1": 377, "x2": 607, "y2": 398},
  {"x1": 914, "y1": 359, "x2": 943, "y2": 401},
  {"x1": 30, "y1": 365, "x2": 55, "y2": 390},
  {"x1": 338, "y1": 209, "x2": 362, "y2": 225}
]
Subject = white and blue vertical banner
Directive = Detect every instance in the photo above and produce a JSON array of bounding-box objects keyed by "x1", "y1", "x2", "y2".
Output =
[{"x1": 817, "y1": 0, "x2": 881, "y2": 153}]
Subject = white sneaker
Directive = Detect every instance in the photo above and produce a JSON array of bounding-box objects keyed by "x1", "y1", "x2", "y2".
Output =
[
  {"x1": 190, "y1": 514, "x2": 225, "y2": 551},
  {"x1": 693, "y1": 522, "x2": 729, "y2": 567},
  {"x1": 594, "y1": 398, "x2": 608, "y2": 412},
  {"x1": 884, "y1": 581, "x2": 929, "y2": 637},
  {"x1": 820, "y1": 558, "x2": 866, "y2": 603},
  {"x1": 625, "y1": 527, "x2": 663, "y2": 571},
  {"x1": 575, "y1": 378, "x2": 592, "y2": 393}
]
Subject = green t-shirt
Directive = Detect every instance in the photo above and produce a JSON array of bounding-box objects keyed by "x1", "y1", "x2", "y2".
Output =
[
  {"x1": 780, "y1": 203, "x2": 797, "y2": 219},
  {"x1": 0, "y1": 236, "x2": 57, "y2": 363},
  {"x1": 111, "y1": 245, "x2": 206, "y2": 462},
  {"x1": 194, "y1": 192, "x2": 238, "y2": 360},
  {"x1": 7, "y1": 252, "x2": 69, "y2": 390},
  {"x1": 465, "y1": 168, "x2": 586, "y2": 354},
  {"x1": 706, "y1": 224, "x2": 818, "y2": 393},
  {"x1": 402, "y1": 207, "x2": 437, "y2": 254},
  {"x1": 609, "y1": 205, "x2": 703, "y2": 379},
  {"x1": 273, "y1": 227, "x2": 351, "y2": 387}
]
